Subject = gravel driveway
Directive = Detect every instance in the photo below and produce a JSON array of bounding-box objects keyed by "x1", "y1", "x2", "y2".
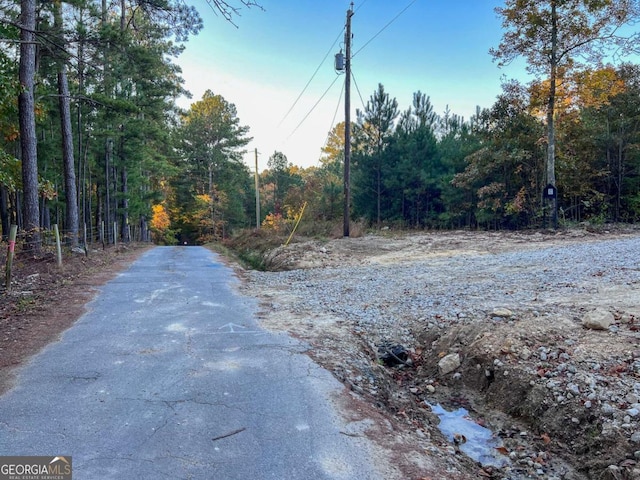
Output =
[{"x1": 240, "y1": 230, "x2": 640, "y2": 480}]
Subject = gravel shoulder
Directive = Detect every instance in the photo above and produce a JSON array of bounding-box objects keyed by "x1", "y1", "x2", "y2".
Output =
[{"x1": 238, "y1": 228, "x2": 640, "y2": 480}]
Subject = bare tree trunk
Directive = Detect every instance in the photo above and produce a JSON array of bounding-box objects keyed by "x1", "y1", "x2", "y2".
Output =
[
  {"x1": 139, "y1": 216, "x2": 148, "y2": 242},
  {"x1": 95, "y1": 182, "x2": 103, "y2": 244},
  {"x1": 77, "y1": 5, "x2": 88, "y2": 243},
  {"x1": 105, "y1": 138, "x2": 112, "y2": 243},
  {"x1": 546, "y1": 0, "x2": 558, "y2": 228},
  {"x1": 118, "y1": 2, "x2": 130, "y2": 243},
  {"x1": 0, "y1": 186, "x2": 8, "y2": 240},
  {"x1": 120, "y1": 164, "x2": 129, "y2": 242},
  {"x1": 58, "y1": 66, "x2": 79, "y2": 247},
  {"x1": 19, "y1": 0, "x2": 41, "y2": 251},
  {"x1": 54, "y1": 0, "x2": 79, "y2": 247},
  {"x1": 14, "y1": 192, "x2": 22, "y2": 230}
]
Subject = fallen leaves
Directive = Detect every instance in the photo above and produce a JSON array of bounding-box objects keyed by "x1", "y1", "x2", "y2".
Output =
[{"x1": 495, "y1": 446, "x2": 509, "y2": 455}]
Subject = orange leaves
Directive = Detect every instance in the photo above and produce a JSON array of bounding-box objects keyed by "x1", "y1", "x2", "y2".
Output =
[
  {"x1": 261, "y1": 212, "x2": 286, "y2": 232},
  {"x1": 573, "y1": 67, "x2": 626, "y2": 110},
  {"x1": 528, "y1": 66, "x2": 627, "y2": 118},
  {"x1": 150, "y1": 204, "x2": 171, "y2": 231},
  {"x1": 3, "y1": 125, "x2": 19, "y2": 143}
]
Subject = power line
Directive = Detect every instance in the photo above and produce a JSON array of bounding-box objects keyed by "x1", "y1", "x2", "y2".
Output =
[
  {"x1": 352, "y1": 0, "x2": 418, "y2": 58},
  {"x1": 316, "y1": 78, "x2": 346, "y2": 167},
  {"x1": 354, "y1": 0, "x2": 370, "y2": 13},
  {"x1": 351, "y1": 70, "x2": 366, "y2": 112},
  {"x1": 287, "y1": 74, "x2": 341, "y2": 140},
  {"x1": 278, "y1": 27, "x2": 345, "y2": 127},
  {"x1": 330, "y1": 79, "x2": 346, "y2": 135}
]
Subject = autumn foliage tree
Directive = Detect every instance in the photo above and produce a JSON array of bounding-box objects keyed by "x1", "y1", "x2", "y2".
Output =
[
  {"x1": 172, "y1": 90, "x2": 252, "y2": 242},
  {"x1": 491, "y1": 0, "x2": 640, "y2": 226}
]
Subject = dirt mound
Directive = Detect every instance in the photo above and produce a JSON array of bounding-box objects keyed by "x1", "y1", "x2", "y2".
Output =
[{"x1": 261, "y1": 229, "x2": 625, "y2": 271}]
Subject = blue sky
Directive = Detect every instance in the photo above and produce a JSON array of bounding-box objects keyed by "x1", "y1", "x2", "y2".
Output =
[{"x1": 177, "y1": 1, "x2": 529, "y2": 169}]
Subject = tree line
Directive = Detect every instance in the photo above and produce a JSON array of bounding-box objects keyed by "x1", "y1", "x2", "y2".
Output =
[
  {"x1": 256, "y1": 0, "x2": 640, "y2": 233},
  {"x1": 0, "y1": 0, "x2": 257, "y2": 249},
  {"x1": 2, "y1": 1, "x2": 640, "y2": 250},
  {"x1": 258, "y1": 62, "x2": 640, "y2": 235},
  {"x1": 350, "y1": 67, "x2": 640, "y2": 229}
]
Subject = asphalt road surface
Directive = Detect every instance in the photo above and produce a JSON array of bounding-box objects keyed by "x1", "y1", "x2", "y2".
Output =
[{"x1": 0, "y1": 247, "x2": 386, "y2": 479}]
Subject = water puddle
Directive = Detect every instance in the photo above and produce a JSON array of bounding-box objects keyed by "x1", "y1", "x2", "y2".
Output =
[{"x1": 428, "y1": 403, "x2": 510, "y2": 468}]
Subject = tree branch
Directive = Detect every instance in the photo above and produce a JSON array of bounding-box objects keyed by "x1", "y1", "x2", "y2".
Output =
[{"x1": 204, "y1": 0, "x2": 264, "y2": 28}]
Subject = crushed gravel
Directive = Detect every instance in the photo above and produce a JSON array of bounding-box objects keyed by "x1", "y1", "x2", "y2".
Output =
[
  {"x1": 248, "y1": 235, "x2": 639, "y2": 335},
  {"x1": 241, "y1": 231, "x2": 640, "y2": 479}
]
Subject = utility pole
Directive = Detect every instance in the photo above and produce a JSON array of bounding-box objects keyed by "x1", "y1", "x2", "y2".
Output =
[
  {"x1": 343, "y1": 2, "x2": 354, "y2": 237},
  {"x1": 254, "y1": 148, "x2": 260, "y2": 229}
]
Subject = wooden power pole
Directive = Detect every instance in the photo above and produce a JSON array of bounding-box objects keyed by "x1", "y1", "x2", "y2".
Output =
[
  {"x1": 254, "y1": 148, "x2": 260, "y2": 228},
  {"x1": 343, "y1": 3, "x2": 354, "y2": 237}
]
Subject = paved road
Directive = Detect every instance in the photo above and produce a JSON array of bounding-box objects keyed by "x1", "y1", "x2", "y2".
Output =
[{"x1": 0, "y1": 247, "x2": 385, "y2": 479}]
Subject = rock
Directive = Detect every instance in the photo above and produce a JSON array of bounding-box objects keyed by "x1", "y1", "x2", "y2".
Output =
[
  {"x1": 438, "y1": 353, "x2": 461, "y2": 375},
  {"x1": 492, "y1": 308, "x2": 513, "y2": 318},
  {"x1": 582, "y1": 308, "x2": 614, "y2": 330},
  {"x1": 630, "y1": 432, "x2": 640, "y2": 444},
  {"x1": 520, "y1": 347, "x2": 532, "y2": 360},
  {"x1": 567, "y1": 383, "x2": 581, "y2": 395},
  {"x1": 627, "y1": 393, "x2": 639, "y2": 404},
  {"x1": 426, "y1": 385, "x2": 436, "y2": 394},
  {"x1": 620, "y1": 309, "x2": 640, "y2": 324}
]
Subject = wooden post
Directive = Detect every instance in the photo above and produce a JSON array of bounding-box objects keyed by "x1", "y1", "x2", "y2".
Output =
[
  {"x1": 5, "y1": 224, "x2": 17, "y2": 291},
  {"x1": 101, "y1": 221, "x2": 105, "y2": 249},
  {"x1": 113, "y1": 221, "x2": 117, "y2": 247},
  {"x1": 53, "y1": 224, "x2": 63, "y2": 267}
]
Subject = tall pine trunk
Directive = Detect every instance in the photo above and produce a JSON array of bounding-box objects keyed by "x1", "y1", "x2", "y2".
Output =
[
  {"x1": 58, "y1": 66, "x2": 79, "y2": 247},
  {"x1": 118, "y1": 0, "x2": 129, "y2": 243},
  {"x1": 19, "y1": 0, "x2": 40, "y2": 251},
  {"x1": 54, "y1": 0, "x2": 79, "y2": 247},
  {"x1": 546, "y1": 0, "x2": 558, "y2": 228},
  {"x1": 120, "y1": 163, "x2": 129, "y2": 242}
]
